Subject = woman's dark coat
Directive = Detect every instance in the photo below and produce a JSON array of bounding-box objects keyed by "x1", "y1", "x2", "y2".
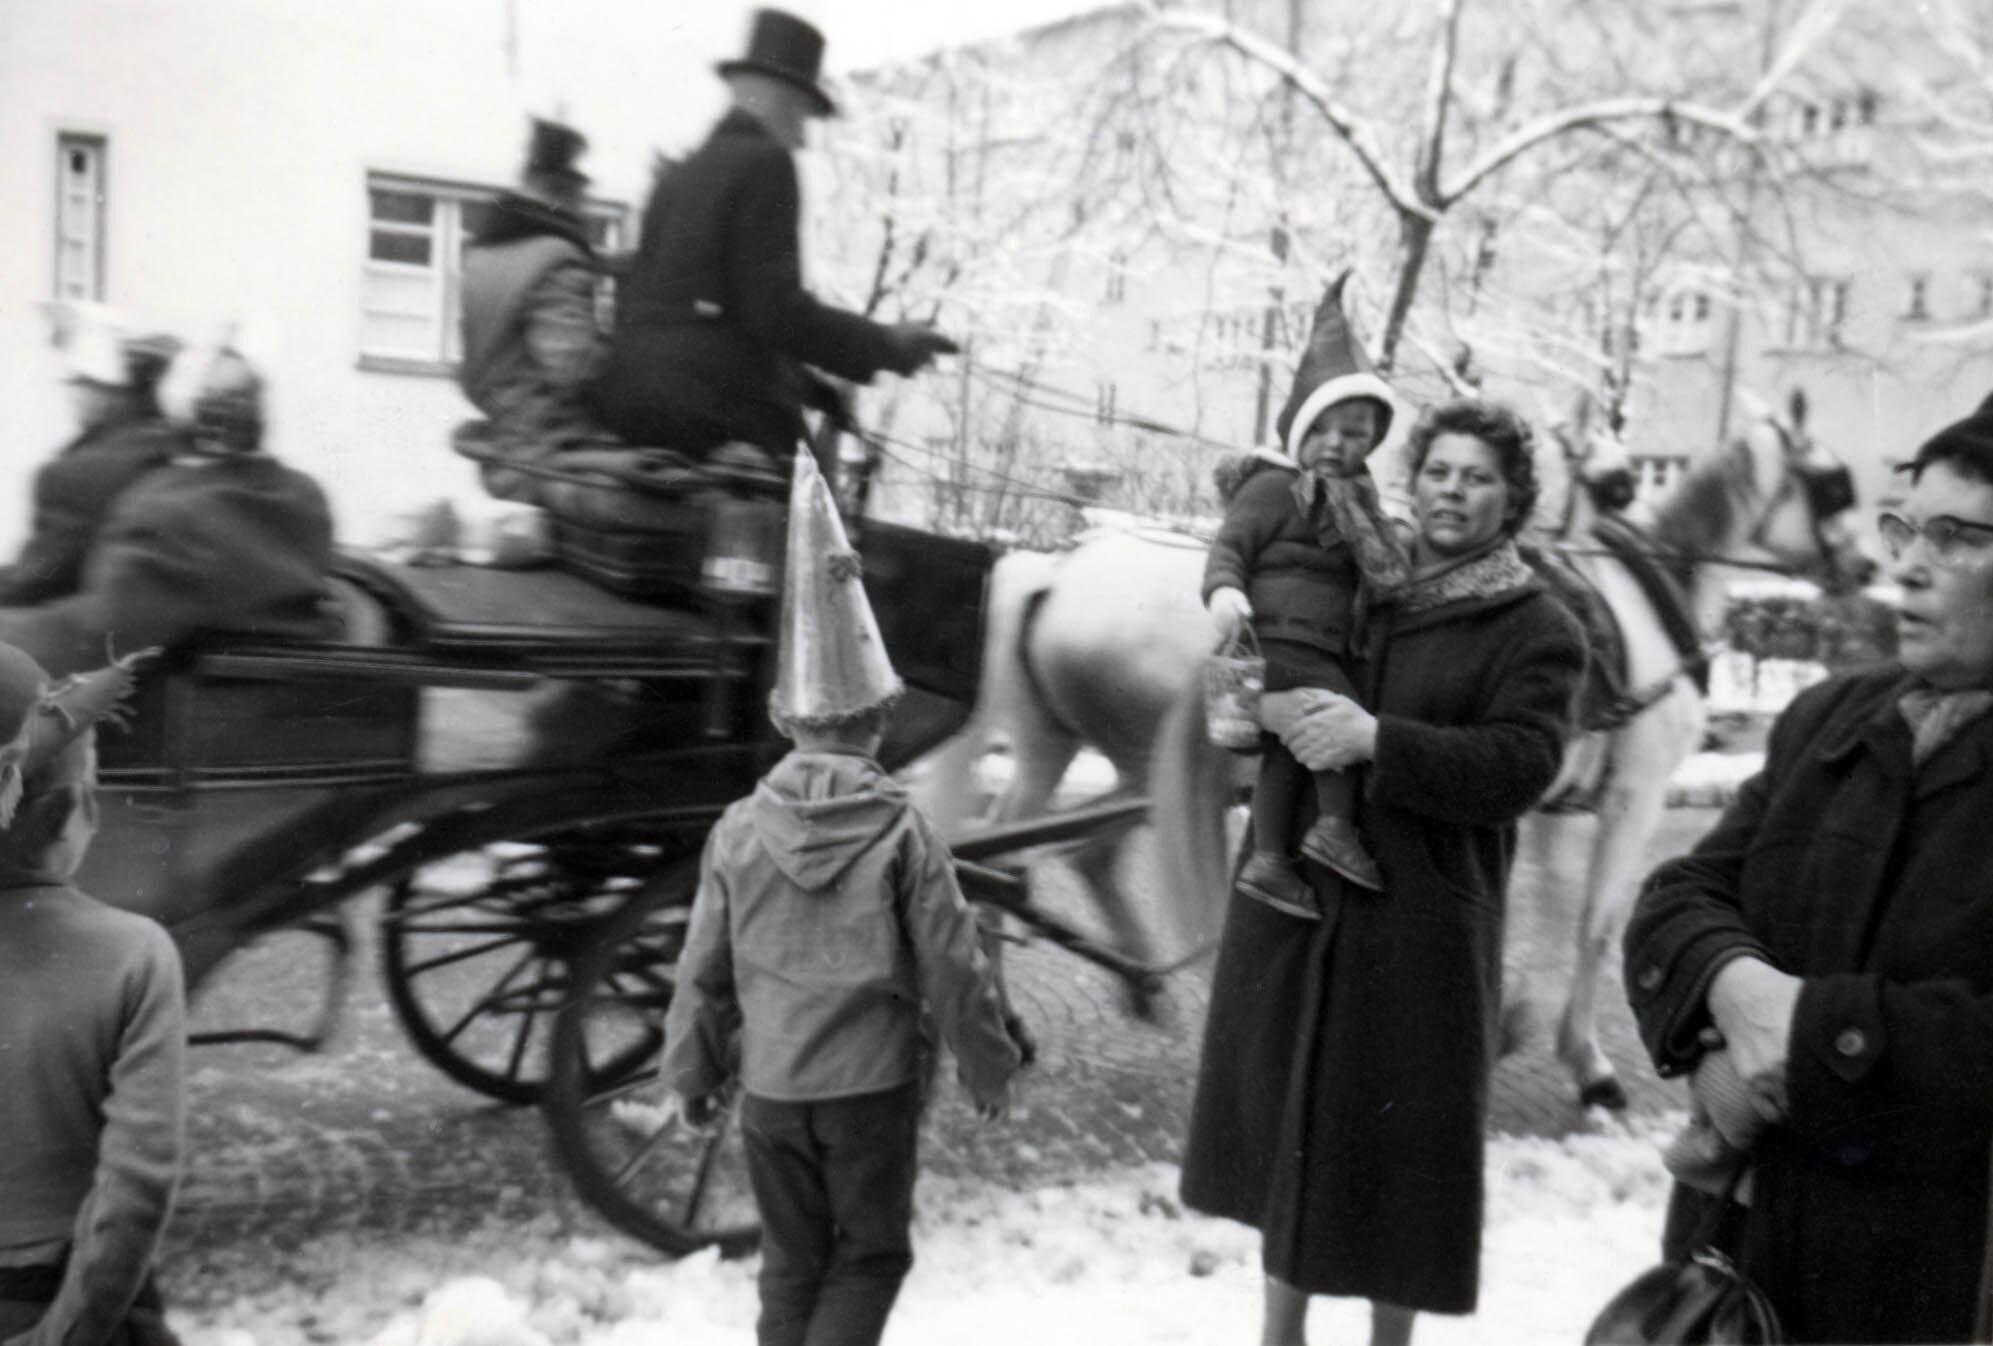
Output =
[
  {"x1": 1181, "y1": 571, "x2": 1584, "y2": 1314},
  {"x1": 0, "y1": 420, "x2": 183, "y2": 606},
  {"x1": 0, "y1": 456, "x2": 336, "y2": 677},
  {"x1": 1624, "y1": 666, "x2": 1993, "y2": 1344},
  {"x1": 596, "y1": 109, "x2": 904, "y2": 457}
]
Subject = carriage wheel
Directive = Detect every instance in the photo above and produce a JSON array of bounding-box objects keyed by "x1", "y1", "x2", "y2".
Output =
[
  {"x1": 379, "y1": 833, "x2": 682, "y2": 1105},
  {"x1": 544, "y1": 860, "x2": 761, "y2": 1256}
]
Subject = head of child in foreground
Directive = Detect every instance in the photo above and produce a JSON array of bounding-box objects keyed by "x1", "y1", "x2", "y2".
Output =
[
  {"x1": 784, "y1": 707, "x2": 890, "y2": 756},
  {"x1": 1298, "y1": 397, "x2": 1387, "y2": 476}
]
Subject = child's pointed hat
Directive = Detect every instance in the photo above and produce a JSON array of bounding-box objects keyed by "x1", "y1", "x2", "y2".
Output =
[
  {"x1": 0, "y1": 643, "x2": 151, "y2": 828},
  {"x1": 768, "y1": 454, "x2": 902, "y2": 732},
  {"x1": 1274, "y1": 269, "x2": 1404, "y2": 461}
]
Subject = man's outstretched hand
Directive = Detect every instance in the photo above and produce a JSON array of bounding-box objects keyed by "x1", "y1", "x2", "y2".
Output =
[{"x1": 885, "y1": 324, "x2": 960, "y2": 376}]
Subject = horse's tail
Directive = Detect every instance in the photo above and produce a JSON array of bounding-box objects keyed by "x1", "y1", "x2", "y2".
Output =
[
  {"x1": 908, "y1": 547, "x2": 1061, "y2": 839},
  {"x1": 1149, "y1": 669, "x2": 1238, "y2": 951}
]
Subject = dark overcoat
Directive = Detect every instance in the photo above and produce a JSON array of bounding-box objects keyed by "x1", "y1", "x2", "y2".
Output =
[
  {"x1": 0, "y1": 419, "x2": 183, "y2": 606},
  {"x1": 595, "y1": 109, "x2": 904, "y2": 456},
  {"x1": 1180, "y1": 561, "x2": 1584, "y2": 1314},
  {"x1": 0, "y1": 455, "x2": 336, "y2": 677},
  {"x1": 1624, "y1": 666, "x2": 1993, "y2": 1344}
]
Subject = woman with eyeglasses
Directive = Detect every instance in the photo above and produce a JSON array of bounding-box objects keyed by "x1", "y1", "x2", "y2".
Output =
[{"x1": 1620, "y1": 398, "x2": 1993, "y2": 1343}]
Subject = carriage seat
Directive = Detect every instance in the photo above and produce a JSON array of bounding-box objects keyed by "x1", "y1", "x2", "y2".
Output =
[{"x1": 452, "y1": 421, "x2": 785, "y2": 604}]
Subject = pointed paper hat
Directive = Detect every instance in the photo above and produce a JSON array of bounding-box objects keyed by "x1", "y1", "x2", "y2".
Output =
[
  {"x1": 1274, "y1": 269, "x2": 1404, "y2": 462},
  {"x1": 768, "y1": 453, "x2": 903, "y2": 731},
  {"x1": 0, "y1": 643, "x2": 151, "y2": 828}
]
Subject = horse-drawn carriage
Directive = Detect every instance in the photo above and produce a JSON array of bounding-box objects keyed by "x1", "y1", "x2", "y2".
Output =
[{"x1": 80, "y1": 441, "x2": 1161, "y2": 1257}]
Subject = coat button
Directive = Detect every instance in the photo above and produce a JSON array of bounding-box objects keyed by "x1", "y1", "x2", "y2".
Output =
[
  {"x1": 1835, "y1": 1027, "x2": 1867, "y2": 1057},
  {"x1": 1636, "y1": 965, "x2": 1662, "y2": 991}
]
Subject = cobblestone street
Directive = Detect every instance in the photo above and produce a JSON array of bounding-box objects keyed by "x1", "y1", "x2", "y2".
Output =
[{"x1": 160, "y1": 809, "x2": 1708, "y2": 1317}]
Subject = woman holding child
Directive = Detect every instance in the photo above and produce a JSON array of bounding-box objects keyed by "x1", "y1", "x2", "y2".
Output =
[{"x1": 1181, "y1": 375, "x2": 1585, "y2": 1345}]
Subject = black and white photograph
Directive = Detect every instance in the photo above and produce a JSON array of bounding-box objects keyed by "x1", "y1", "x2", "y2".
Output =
[{"x1": 3, "y1": 1, "x2": 1990, "y2": 1342}]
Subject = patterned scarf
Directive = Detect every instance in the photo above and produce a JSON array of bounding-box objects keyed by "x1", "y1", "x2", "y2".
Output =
[
  {"x1": 1396, "y1": 535, "x2": 1537, "y2": 614},
  {"x1": 1292, "y1": 469, "x2": 1411, "y2": 595},
  {"x1": 1897, "y1": 686, "x2": 1993, "y2": 769}
]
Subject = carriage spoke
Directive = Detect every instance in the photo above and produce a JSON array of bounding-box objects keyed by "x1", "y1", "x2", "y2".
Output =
[
  {"x1": 438, "y1": 948, "x2": 537, "y2": 1046},
  {"x1": 404, "y1": 932, "x2": 526, "y2": 977}
]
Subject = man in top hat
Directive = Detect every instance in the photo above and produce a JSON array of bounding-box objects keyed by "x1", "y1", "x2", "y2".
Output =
[
  {"x1": 0, "y1": 305, "x2": 186, "y2": 607},
  {"x1": 0, "y1": 642, "x2": 185, "y2": 1346},
  {"x1": 1204, "y1": 270, "x2": 1411, "y2": 918},
  {"x1": 457, "y1": 116, "x2": 610, "y2": 504},
  {"x1": 594, "y1": 8, "x2": 958, "y2": 463},
  {"x1": 0, "y1": 338, "x2": 337, "y2": 678},
  {"x1": 659, "y1": 453, "x2": 1018, "y2": 1346}
]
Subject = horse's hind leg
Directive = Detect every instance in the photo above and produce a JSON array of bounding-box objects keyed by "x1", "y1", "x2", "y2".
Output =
[{"x1": 1557, "y1": 772, "x2": 1670, "y2": 1110}]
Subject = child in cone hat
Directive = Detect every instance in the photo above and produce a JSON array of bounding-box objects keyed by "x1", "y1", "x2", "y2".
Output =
[
  {"x1": 657, "y1": 455, "x2": 1019, "y2": 1346},
  {"x1": 1204, "y1": 270, "x2": 1411, "y2": 918},
  {"x1": 0, "y1": 641, "x2": 185, "y2": 1346}
]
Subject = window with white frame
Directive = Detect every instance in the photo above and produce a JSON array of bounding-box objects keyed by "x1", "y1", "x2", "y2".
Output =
[
  {"x1": 1782, "y1": 276, "x2": 1849, "y2": 349},
  {"x1": 54, "y1": 133, "x2": 107, "y2": 303},
  {"x1": 1903, "y1": 273, "x2": 1930, "y2": 322},
  {"x1": 1655, "y1": 286, "x2": 1714, "y2": 357},
  {"x1": 360, "y1": 173, "x2": 625, "y2": 372}
]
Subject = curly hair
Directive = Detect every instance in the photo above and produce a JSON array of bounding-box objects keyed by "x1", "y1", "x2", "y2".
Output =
[{"x1": 1404, "y1": 398, "x2": 1541, "y2": 536}]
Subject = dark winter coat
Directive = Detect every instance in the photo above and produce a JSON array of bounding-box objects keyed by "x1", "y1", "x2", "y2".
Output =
[
  {"x1": 1181, "y1": 554, "x2": 1584, "y2": 1314},
  {"x1": 1203, "y1": 463, "x2": 1399, "y2": 660},
  {"x1": 0, "y1": 419, "x2": 183, "y2": 607},
  {"x1": 594, "y1": 109, "x2": 906, "y2": 457},
  {"x1": 458, "y1": 194, "x2": 605, "y2": 501},
  {"x1": 0, "y1": 456, "x2": 336, "y2": 677},
  {"x1": 1624, "y1": 666, "x2": 1993, "y2": 1344}
]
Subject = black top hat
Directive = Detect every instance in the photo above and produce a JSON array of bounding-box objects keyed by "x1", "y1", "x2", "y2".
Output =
[
  {"x1": 717, "y1": 8, "x2": 836, "y2": 117},
  {"x1": 525, "y1": 118, "x2": 590, "y2": 185}
]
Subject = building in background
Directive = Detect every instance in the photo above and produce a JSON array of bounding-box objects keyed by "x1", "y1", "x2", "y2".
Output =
[{"x1": 0, "y1": 0, "x2": 753, "y2": 545}]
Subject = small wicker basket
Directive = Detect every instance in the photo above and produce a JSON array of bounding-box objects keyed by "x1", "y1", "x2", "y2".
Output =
[{"x1": 1204, "y1": 627, "x2": 1266, "y2": 751}]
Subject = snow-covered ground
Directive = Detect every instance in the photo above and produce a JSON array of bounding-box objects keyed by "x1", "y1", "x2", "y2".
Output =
[{"x1": 177, "y1": 1116, "x2": 1683, "y2": 1346}]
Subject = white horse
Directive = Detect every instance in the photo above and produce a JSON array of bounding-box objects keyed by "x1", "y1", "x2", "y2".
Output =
[{"x1": 922, "y1": 390, "x2": 1870, "y2": 1103}]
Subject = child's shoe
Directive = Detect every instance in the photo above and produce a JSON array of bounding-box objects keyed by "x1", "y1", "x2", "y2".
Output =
[
  {"x1": 1236, "y1": 850, "x2": 1322, "y2": 920},
  {"x1": 1299, "y1": 815, "x2": 1383, "y2": 891}
]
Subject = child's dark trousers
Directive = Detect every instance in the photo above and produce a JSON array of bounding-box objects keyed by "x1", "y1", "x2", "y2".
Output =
[{"x1": 741, "y1": 1080, "x2": 923, "y2": 1346}]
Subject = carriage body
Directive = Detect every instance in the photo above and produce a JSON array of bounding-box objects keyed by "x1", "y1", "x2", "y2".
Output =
[{"x1": 83, "y1": 519, "x2": 990, "y2": 992}]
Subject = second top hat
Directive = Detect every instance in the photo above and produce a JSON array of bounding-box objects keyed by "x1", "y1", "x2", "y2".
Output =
[
  {"x1": 525, "y1": 118, "x2": 590, "y2": 186},
  {"x1": 717, "y1": 9, "x2": 836, "y2": 117}
]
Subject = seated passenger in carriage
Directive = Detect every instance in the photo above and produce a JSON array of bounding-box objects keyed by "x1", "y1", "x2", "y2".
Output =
[
  {"x1": 1204, "y1": 272, "x2": 1410, "y2": 919},
  {"x1": 455, "y1": 117, "x2": 611, "y2": 505},
  {"x1": 0, "y1": 339, "x2": 337, "y2": 678},
  {"x1": 0, "y1": 643, "x2": 185, "y2": 1346},
  {"x1": 0, "y1": 305, "x2": 186, "y2": 607},
  {"x1": 593, "y1": 9, "x2": 957, "y2": 464}
]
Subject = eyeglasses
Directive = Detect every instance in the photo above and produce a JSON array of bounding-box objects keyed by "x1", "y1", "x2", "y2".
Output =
[{"x1": 1877, "y1": 512, "x2": 1993, "y2": 567}]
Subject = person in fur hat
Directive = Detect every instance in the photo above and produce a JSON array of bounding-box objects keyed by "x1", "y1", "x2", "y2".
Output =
[
  {"x1": 456, "y1": 117, "x2": 610, "y2": 504},
  {"x1": 1203, "y1": 271, "x2": 1410, "y2": 918},
  {"x1": 0, "y1": 306, "x2": 186, "y2": 607},
  {"x1": 0, "y1": 643, "x2": 185, "y2": 1346},
  {"x1": 658, "y1": 454, "x2": 1019, "y2": 1346},
  {"x1": 0, "y1": 338, "x2": 337, "y2": 678}
]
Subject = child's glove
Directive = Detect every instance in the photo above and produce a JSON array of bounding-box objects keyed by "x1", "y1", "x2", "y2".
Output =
[
  {"x1": 1207, "y1": 586, "x2": 1252, "y2": 639},
  {"x1": 973, "y1": 1090, "x2": 1008, "y2": 1123}
]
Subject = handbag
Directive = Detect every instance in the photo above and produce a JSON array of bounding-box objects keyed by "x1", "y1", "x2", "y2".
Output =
[
  {"x1": 1203, "y1": 626, "x2": 1265, "y2": 752},
  {"x1": 1585, "y1": 1163, "x2": 1783, "y2": 1345}
]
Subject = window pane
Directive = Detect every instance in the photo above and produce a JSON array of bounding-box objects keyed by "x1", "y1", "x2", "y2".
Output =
[
  {"x1": 371, "y1": 188, "x2": 435, "y2": 226},
  {"x1": 370, "y1": 230, "x2": 432, "y2": 265}
]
